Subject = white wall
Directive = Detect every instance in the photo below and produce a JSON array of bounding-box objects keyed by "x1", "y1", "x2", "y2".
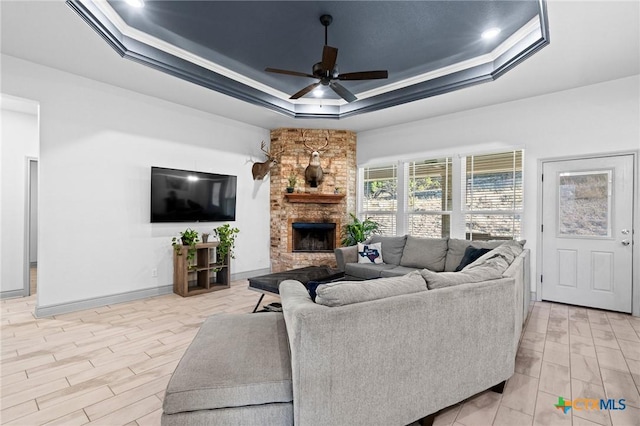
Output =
[
  {"x1": 358, "y1": 75, "x2": 640, "y2": 293},
  {"x1": 1, "y1": 55, "x2": 271, "y2": 309},
  {"x1": 0, "y1": 105, "x2": 39, "y2": 294}
]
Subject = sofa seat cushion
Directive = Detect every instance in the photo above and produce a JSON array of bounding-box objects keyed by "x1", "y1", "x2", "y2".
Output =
[
  {"x1": 368, "y1": 235, "x2": 407, "y2": 265},
  {"x1": 380, "y1": 266, "x2": 418, "y2": 277},
  {"x1": 345, "y1": 262, "x2": 397, "y2": 279},
  {"x1": 163, "y1": 312, "x2": 292, "y2": 415},
  {"x1": 399, "y1": 236, "x2": 449, "y2": 272},
  {"x1": 315, "y1": 270, "x2": 427, "y2": 307}
]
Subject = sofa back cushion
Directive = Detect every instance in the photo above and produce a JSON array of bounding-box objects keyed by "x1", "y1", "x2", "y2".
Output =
[
  {"x1": 399, "y1": 236, "x2": 449, "y2": 272},
  {"x1": 315, "y1": 270, "x2": 427, "y2": 307},
  {"x1": 444, "y1": 239, "x2": 506, "y2": 272},
  {"x1": 368, "y1": 235, "x2": 407, "y2": 265}
]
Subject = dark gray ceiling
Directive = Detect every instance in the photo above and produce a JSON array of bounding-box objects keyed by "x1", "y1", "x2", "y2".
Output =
[{"x1": 69, "y1": 0, "x2": 549, "y2": 118}]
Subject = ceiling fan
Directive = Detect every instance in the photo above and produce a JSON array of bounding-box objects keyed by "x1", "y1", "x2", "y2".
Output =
[{"x1": 265, "y1": 14, "x2": 388, "y2": 103}]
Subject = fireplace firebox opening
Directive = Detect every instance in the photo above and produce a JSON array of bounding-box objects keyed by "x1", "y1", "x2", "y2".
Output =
[{"x1": 292, "y1": 222, "x2": 337, "y2": 253}]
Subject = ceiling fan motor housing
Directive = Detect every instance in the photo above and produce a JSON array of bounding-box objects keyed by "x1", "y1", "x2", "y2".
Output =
[{"x1": 312, "y1": 62, "x2": 339, "y2": 82}]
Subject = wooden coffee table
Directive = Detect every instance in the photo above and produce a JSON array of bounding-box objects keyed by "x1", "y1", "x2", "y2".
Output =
[{"x1": 248, "y1": 265, "x2": 344, "y2": 312}]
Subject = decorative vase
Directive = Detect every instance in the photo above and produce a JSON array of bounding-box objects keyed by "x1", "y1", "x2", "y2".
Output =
[{"x1": 202, "y1": 233, "x2": 209, "y2": 243}]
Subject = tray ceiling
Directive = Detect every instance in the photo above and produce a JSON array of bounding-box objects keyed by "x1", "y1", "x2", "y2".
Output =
[{"x1": 68, "y1": 0, "x2": 549, "y2": 119}]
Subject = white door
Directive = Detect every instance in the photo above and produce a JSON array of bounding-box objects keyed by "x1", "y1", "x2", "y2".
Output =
[{"x1": 541, "y1": 155, "x2": 634, "y2": 313}]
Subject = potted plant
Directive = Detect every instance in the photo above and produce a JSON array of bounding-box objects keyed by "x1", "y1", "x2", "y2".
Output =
[
  {"x1": 172, "y1": 228, "x2": 200, "y2": 267},
  {"x1": 341, "y1": 213, "x2": 380, "y2": 246},
  {"x1": 286, "y1": 173, "x2": 297, "y2": 193},
  {"x1": 213, "y1": 224, "x2": 240, "y2": 263}
]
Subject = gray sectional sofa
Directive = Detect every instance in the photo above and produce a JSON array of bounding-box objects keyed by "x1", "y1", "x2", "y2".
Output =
[{"x1": 162, "y1": 237, "x2": 530, "y2": 426}]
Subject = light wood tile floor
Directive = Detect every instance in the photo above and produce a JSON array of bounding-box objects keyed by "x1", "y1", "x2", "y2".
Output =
[{"x1": 2, "y1": 283, "x2": 639, "y2": 425}]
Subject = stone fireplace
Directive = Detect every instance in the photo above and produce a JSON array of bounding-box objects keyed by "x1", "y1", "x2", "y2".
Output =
[{"x1": 270, "y1": 129, "x2": 356, "y2": 272}]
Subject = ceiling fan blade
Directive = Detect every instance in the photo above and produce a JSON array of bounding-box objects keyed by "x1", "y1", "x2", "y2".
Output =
[
  {"x1": 290, "y1": 82, "x2": 321, "y2": 99},
  {"x1": 321, "y1": 46, "x2": 338, "y2": 73},
  {"x1": 265, "y1": 67, "x2": 315, "y2": 79},
  {"x1": 338, "y1": 70, "x2": 389, "y2": 80},
  {"x1": 329, "y1": 81, "x2": 357, "y2": 103}
]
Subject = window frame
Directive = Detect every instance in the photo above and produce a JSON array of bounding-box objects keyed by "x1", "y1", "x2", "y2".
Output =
[{"x1": 358, "y1": 149, "x2": 524, "y2": 240}]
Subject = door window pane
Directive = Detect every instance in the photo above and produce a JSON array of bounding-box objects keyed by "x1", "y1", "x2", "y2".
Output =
[{"x1": 558, "y1": 171, "x2": 611, "y2": 237}]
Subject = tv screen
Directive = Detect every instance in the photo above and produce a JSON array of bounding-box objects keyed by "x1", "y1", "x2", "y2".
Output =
[{"x1": 150, "y1": 167, "x2": 237, "y2": 223}]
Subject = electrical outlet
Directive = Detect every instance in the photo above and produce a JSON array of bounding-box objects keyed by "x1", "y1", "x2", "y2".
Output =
[{"x1": 151, "y1": 268, "x2": 158, "y2": 277}]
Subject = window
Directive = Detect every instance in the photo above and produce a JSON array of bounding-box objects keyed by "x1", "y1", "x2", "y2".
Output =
[
  {"x1": 361, "y1": 164, "x2": 397, "y2": 235},
  {"x1": 359, "y1": 150, "x2": 523, "y2": 240},
  {"x1": 407, "y1": 158, "x2": 452, "y2": 238},
  {"x1": 464, "y1": 151, "x2": 523, "y2": 240}
]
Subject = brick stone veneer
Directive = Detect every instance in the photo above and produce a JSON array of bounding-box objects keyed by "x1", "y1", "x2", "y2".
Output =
[{"x1": 270, "y1": 128, "x2": 356, "y2": 272}]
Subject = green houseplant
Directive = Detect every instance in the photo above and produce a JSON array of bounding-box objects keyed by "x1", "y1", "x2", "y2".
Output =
[
  {"x1": 172, "y1": 228, "x2": 200, "y2": 267},
  {"x1": 286, "y1": 173, "x2": 297, "y2": 193},
  {"x1": 214, "y1": 224, "x2": 240, "y2": 263},
  {"x1": 341, "y1": 213, "x2": 380, "y2": 246}
]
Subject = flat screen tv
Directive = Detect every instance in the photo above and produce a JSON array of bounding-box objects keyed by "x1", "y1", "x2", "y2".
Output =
[{"x1": 150, "y1": 167, "x2": 237, "y2": 223}]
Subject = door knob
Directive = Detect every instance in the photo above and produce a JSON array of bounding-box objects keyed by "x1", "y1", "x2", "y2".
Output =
[{"x1": 621, "y1": 240, "x2": 630, "y2": 246}]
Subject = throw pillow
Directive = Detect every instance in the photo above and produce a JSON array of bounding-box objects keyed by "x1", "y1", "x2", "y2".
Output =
[
  {"x1": 357, "y1": 242, "x2": 384, "y2": 264},
  {"x1": 315, "y1": 271, "x2": 427, "y2": 307},
  {"x1": 455, "y1": 246, "x2": 492, "y2": 272}
]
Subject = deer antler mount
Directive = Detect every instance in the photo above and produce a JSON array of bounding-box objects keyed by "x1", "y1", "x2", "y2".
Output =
[{"x1": 252, "y1": 141, "x2": 283, "y2": 180}]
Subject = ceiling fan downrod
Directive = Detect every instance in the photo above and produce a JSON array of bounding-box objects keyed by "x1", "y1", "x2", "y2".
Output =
[{"x1": 320, "y1": 14, "x2": 333, "y2": 46}]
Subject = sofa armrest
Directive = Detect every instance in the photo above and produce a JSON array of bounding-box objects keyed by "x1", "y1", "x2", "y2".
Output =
[{"x1": 334, "y1": 245, "x2": 358, "y2": 271}]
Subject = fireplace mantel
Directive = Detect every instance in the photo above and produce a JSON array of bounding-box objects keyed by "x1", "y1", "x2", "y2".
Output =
[{"x1": 284, "y1": 193, "x2": 345, "y2": 204}]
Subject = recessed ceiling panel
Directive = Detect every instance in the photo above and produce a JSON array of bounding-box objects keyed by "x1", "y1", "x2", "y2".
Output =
[{"x1": 67, "y1": 0, "x2": 549, "y2": 118}]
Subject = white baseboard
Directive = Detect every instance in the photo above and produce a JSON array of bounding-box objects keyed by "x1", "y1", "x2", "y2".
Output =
[
  {"x1": 232, "y1": 268, "x2": 271, "y2": 281},
  {"x1": 33, "y1": 268, "x2": 273, "y2": 318},
  {"x1": 35, "y1": 285, "x2": 173, "y2": 318},
  {"x1": 1, "y1": 289, "x2": 26, "y2": 299}
]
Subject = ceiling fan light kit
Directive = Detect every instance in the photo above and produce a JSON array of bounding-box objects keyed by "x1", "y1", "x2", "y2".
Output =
[{"x1": 265, "y1": 14, "x2": 389, "y2": 103}]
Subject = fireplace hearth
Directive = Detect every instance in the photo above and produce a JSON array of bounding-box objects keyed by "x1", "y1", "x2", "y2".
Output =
[{"x1": 292, "y1": 222, "x2": 336, "y2": 253}]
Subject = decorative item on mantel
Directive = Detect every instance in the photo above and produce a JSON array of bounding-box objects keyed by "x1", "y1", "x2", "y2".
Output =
[{"x1": 286, "y1": 173, "x2": 297, "y2": 193}]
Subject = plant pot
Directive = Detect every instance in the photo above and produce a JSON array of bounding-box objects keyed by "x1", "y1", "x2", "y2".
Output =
[
  {"x1": 286, "y1": 187, "x2": 294, "y2": 193},
  {"x1": 202, "y1": 233, "x2": 209, "y2": 243}
]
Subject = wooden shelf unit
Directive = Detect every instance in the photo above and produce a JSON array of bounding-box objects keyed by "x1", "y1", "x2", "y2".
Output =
[{"x1": 173, "y1": 242, "x2": 230, "y2": 297}]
